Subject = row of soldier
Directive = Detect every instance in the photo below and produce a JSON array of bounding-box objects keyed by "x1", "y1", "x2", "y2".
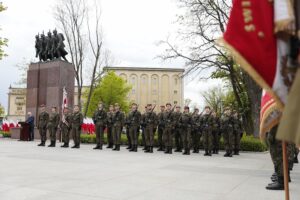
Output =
[
  {"x1": 35, "y1": 29, "x2": 68, "y2": 62},
  {"x1": 36, "y1": 102, "x2": 242, "y2": 157}
]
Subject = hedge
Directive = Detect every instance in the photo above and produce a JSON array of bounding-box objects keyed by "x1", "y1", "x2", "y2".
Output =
[
  {"x1": 81, "y1": 132, "x2": 268, "y2": 152},
  {"x1": 0, "y1": 131, "x2": 11, "y2": 138}
]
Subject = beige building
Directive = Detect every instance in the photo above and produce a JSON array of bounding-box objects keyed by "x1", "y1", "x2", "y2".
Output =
[{"x1": 104, "y1": 67, "x2": 184, "y2": 111}]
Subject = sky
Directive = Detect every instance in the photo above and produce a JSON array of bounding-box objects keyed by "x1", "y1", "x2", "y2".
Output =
[{"x1": 0, "y1": 0, "x2": 223, "y2": 112}]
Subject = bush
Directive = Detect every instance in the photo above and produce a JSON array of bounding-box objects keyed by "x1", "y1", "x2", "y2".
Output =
[
  {"x1": 0, "y1": 131, "x2": 11, "y2": 138},
  {"x1": 80, "y1": 132, "x2": 267, "y2": 152}
]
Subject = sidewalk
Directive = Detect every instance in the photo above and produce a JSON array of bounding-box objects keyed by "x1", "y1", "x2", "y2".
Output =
[{"x1": 0, "y1": 139, "x2": 299, "y2": 200}]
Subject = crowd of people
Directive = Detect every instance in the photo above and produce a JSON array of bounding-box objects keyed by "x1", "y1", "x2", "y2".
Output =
[{"x1": 34, "y1": 102, "x2": 243, "y2": 157}]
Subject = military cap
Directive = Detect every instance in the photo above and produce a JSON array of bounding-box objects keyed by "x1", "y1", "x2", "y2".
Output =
[
  {"x1": 184, "y1": 106, "x2": 189, "y2": 110},
  {"x1": 204, "y1": 106, "x2": 211, "y2": 109},
  {"x1": 160, "y1": 105, "x2": 165, "y2": 108},
  {"x1": 166, "y1": 103, "x2": 172, "y2": 106},
  {"x1": 194, "y1": 108, "x2": 199, "y2": 111},
  {"x1": 131, "y1": 103, "x2": 137, "y2": 106},
  {"x1": 147, "y1": 103, "x2": 152, "y2": 107}
]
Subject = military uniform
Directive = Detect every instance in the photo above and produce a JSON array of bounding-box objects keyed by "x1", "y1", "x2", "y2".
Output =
[
  {"x1": 60, "y1": 112, "x2": 72, "y2": 147},
  {"x1": 127, "y1": 110, "x2": 141, "y2": 152},
  {"x1": 143, "y1": 110, "x2": 157, "y2": 153},
  {"x1": 112, "y1": 110, "x2": 125, "y2": 151},
  {"x1": 125, "y1": 115, "x2": 132, "y2": 150},
  {"x1": 221, "y1": 113, "x2": 234, "y2": 157},
  {"x1": 163, "y1": 109, "x2": 175, "y2": 154},
  {"x1": 201, "y1": 113, "x2": 213, "y2": 156},
  {"x1": 106, "y1": 111, "x2": 114, "y2": 148},
  {"x1": 71, "y1": 111, "x2": 83, "y2": 148},
  {"x1": 191, "y1": 112, "x2": 201, "y2": 153},
  {"x1": 92, "y1": 109, "x2": 107, "y2": 149},
  {"x1": 47, "y1": 111, "x2": 60, "y2": 147},
  {"x1": 179, "y1": 111, "x2": 192, "y2": 155},
  {"x1": 157, "y1": 110, "x2": 165, "y2": 151},
  {"x1": 233, "y1": 115, "x2": 242, "y2": 155},
  {"x1": 212, "y1": 116, "x2": 221, "y2": 154},
  {"x1": 37, "y1": 110, "x2": 49, "y2": 146},
  {"x1": 173, "y1": 111, "x2": 183, "y2": 152}
]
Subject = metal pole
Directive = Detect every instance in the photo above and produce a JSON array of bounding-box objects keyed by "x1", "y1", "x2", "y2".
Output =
[{"x1": 282, "y1": 141, "x2": 290, "y2": 200}]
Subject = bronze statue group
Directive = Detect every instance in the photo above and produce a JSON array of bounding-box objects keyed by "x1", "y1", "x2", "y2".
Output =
[{"x1": 36, "y1": 102, "x2": 243, "y2": 157}]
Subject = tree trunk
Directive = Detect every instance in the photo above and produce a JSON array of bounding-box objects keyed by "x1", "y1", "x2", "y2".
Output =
[{"x1": 243, "y1": 72, "x2": 262, "y2": 137}]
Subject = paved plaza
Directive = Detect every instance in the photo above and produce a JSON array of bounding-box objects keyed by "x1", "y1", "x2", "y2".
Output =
[{"x1": 0, "y1": 139, "x2": 299, "y2": 200}]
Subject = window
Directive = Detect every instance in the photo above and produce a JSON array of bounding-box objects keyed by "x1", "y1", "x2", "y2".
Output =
[
  {"x1": 17, "y1": 106, "x2": 23, "y2": 111},
  {"x1": 142, "y1": 76, "x2": 146, "y2": 84},
  {"x1": 174, "y1": 78, "x2": 178, "y2": 85},
  {"x1": 174, "y1": 90, "x2": 177, "y2": 94},
  {"x1": 152, "y1": 77, "x2": 157, "y2": 85}
]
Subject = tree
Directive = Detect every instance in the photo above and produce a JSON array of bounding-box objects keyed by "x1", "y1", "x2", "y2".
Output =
[
  {"x1": 85, "y1": 71, "x2": 132, "y2": 117},
  {"x1": 201, "y1": 87, "x2": 225, "y2": 116},
  {"x1": 54, "y1": 0, "x2": 112, "y2": 115},
  {"x1": 158, "y1": 0, "x2": 261, "y2": 136},
  {"x1": 0, "y1": 2, "x2": 8, "y2": 60},
  {"x1": 0, "y1": 103, "x2": 5, "y2": 116}
]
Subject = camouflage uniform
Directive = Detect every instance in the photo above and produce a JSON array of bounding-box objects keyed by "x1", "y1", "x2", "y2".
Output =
[
  {"x1": 173, "y1": 111, "x2": 183, "y2": 152},
  {"x1": 179, "y1": 112, "x2": 192, "y2": 155},
  {"x1": 221, "y1": 113, "x2": 234, "y2": 157},
  {"x1": 163, "y1": 110, "x2": 175, "y2": 154},
  {"x1": 37, "y1": 111, "x2": 49, "y2": 146},
  {"x1": 140, "y1": 112, "x2": 146, "y2": 148},
  {"x1": 60, "y1": 113, "x2": 72, "y2": 147},
  {"x1": 92, "y1": 109, "x2": 107, "y2": 149},
  {"x1": 125, "y1": 115, "x2": 132, "y2": 150},
  {"x1": 127, "y1": 110, "x2": 141, "y2": 152},
  {"x1": 233, "y1": 115, "x2": 243, "y2": 155},
  {"x1": 106, "y1": 111, "x2": 114, "y2": 148},
  {"x1": 212, "y1": 116, "x2": 221, "y2": 154},
  {"x1": 191, "y1": 112, "x2": 201, "y2": 153},
  {"x1": 112, "y1": 110, "x2": 125, "y2": 150},
  {"x1": 201, "y1": 113, "x2": 213, "y2": 156},
  {"x1": 157, "y1": 110, "x2": 165, "y2": 151},
  {"x1": 143, "y1": 110, "x2": 157, "y2": 153},
  {"x1": 47, "y1": 112, "x2": 60, "y2": 146},
  {"x1": 71, "y1": 111, "x2": 83, "y2": 148}
]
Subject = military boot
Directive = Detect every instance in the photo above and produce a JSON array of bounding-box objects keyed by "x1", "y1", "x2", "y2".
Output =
[
  {"x1": 168, "y1": 147, "x2": 173, "y2": 154},
  {"x1": 224, "y1": 150, "x2": 230, "y2": 157},
  {"x1": 126, "y1": 144, "x2": 132, "y2": 150},
  {"x1": 48, "y1": 141, "x2": 55, "y2": 147},
  {"x1": 107, "y1": 143, "x2": 113, "y2": 148},
  {"x1": 271, "y1": 173, "x2": 278, "y2": 182},
  {"x1": 216, "y1": 149, "x2": 219, "y2": 154},
  {"x1": 112, "y1": 145, "x2": 118, "y2": 151},
  {"x1": 99, "y1": 144, "x2": 103, "y2": 150},
  {"x1": 294, "y1": 156, "x2": 299, "y2": 164},
  {"x1": 164, "y1": 147, "x2": 170, "y2": 154},
  {"x1": 208, "y1": 150, "x2": 212, "y2": 156},
  {"x1": 175, "y1": 148, "x2": 182, "y2": 152},
  {"x1": 157, "y1": 145, "x2": 164, "y2": 151},
  {"x1": 38, "y1": 141, "x2": 45, "y2": 146},
  {"x1": 183, "y1": 148, "x2": 188, "y2": 155},
  {"x1": 186, "y1": 148, "x2": 190, "y2": 155},
  {"x1": 192, "y1": 148, "x2": 197, "y2": 153},
  {"x1": 61, "y1": 143, "x2": 66, "y2": 147},
  {"x1": 212, "y1": 148, "x2": 216, "y2": 154},
  {"x1": 134, "y1": 145, "x2": 138, "y2": 152},
  {"x1": 64, "y1": 143, "x2": 69, "y2": 148},
  {"x1": 93, "y1": 145, "x2": 101, "y2": 150},
  {"x1": 149, "y1": 146, "x2": 153, "y2": 153},
  {"x1": 142, "y1": 145, "x2": 147, "y2": 151},
  {"x1": 129, "y1": 145, "x2": 135, "y2": 152},
  {"x1": 145, "y1": 146, "x2": 150, "y2": 153},
  {"x1": 266, "y1": 176, "x2": 284, "y2": 190},
  {"x1": 204, "y1": 149, "x2": 209, "y2": 156},
  {"x1": 228, "y1": 150, "x2": 233, "y2": 157}
]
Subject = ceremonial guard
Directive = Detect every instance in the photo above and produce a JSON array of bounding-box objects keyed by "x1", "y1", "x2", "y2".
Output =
[
  {"x1": 179, "y1": 106, "x2": 192, "y2": 155},
  {"x1": 127, "y1": 103, "x2": 141, "y2": 152},
  {"x1": 221, "y1": 107, "x2": 234, "y2": 157},
  {"x1": 106, "y1": 105, "x2": 114, "y2": 148},
  {"x1": 173, "y1": 106, "x2": 183, "y2": 152},
  {"x1": 92, "y1": 102, "x2": 107, "y2": 150},
  {"x1": 112, "y1": 103, "x2": 125, "y2": 151},
  {"x1": 142, "y1": 104, "x2": 157, "y2": 153},
  {"x1": 163, "y1": 103, "x2": 175, "y2": 154},
  {"x1": 191, "y1": 108, "x2": 201, "y2": 153},
  {"x1": 201, "y1": 106, "x2": 213, "y2": 156},
  {"x1": 212, "y1": 111, "x2": 221, "y2": 154},
  {"x1": 71, "y1": 105, "x2": 83, "y2": 148},
  {"x1": 157, "y1": 105, "x2": 166, "y2": 151},
  {"x1": 60, "y1": 107, "x2": 72, "y2": 148},
  {"x1": 37, "y1": 104, "x2": 49, "y2": 147}
]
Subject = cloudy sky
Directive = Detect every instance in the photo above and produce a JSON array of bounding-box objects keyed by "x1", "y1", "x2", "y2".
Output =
[{"x1": 0, "y1": 0, "x2": 223, "y2": 111}]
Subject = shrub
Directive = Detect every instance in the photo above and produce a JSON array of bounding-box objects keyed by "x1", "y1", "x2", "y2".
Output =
[
  {"x1": 0, "y1": 131, "x2": 11, "y2": 138},
  {"x1": 80, "y1": 132, "x2": 267, "y2": 152}
]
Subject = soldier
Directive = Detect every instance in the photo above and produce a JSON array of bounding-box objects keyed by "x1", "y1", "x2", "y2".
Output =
[
  {"x1": 37, "y1": 104, "x2": 49, "y2": 146},
  {"x1": 179, "y1": 106, "x2": 192, "y2": 155},
  {"x1": 47, "y1": 106, "x2": 60, "y2": 147},
  {"x1": 112, "y1": 103, "x2": 125, "y2": 151},
  {"x1": 211, "y1": 111, "x2": 221, "y2": 154},
  {"x1": 163, "y1": 103, "x2": 175, "y2": 154},
  {"x1": 71, "y1": 105, "x2": 83, "y2": 148},
  {"x1": 60, "y1": 107, "x2": 72, "y2": 148},
  {"x1": 157, "y1": 105, "x2": 166, "y2": 151},
  {"x1": 125, "y1": 113, "x2": 132, "y2": 150},
  {"x1": 143, "y1": 104, "x2": 157, "y2": 153},
  {"x1": 201, "y1": 106, "x2": 213, "y2": 156},
  {"x1": 106, "y1": 105, "x2": 114, "y2": 148},
  {"x1": 293, "y1": 144, "x2": 299, "y2": 163},
  {"x1": 191, "y1": 108, "x2": 201, "y2": 153},
  {"x1": 46, "y1": 30, "x2": 54, "y2": 60},
  {"x1": 173, "y1": 106, "x2": 183, "y2": 152},
  {"x1": 127, "y1": 103, "x2": 141, "y2": 152},
  {"x1": 92, "y1": 102, "x2": 107, "y2": 150},
  {"x1": 266, "y1": 125, "x2": 285, "y2": 190},
  {"x1": 233, "y1": 111, "x2": 243, "y2": 155},
  {"x1": 140, "y1": 106, "x2": 147, "y2": 150},
  {"x1": 221, "y1": 107, "x2": 234, "y2": 157}
]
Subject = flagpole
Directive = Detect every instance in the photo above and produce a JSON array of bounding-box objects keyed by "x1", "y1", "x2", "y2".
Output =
[{"x1": 282, "y1": 141, "x2": 290, "y2": 200}]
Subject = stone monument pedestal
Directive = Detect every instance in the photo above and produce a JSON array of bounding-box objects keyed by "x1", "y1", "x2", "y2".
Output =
[{"x1": 26, "y1": 60, "x2": 75, "y2": 120}]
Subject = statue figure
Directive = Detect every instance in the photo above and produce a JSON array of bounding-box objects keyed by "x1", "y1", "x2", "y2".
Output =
[
  {"x1": 52, "y1": 29, "x2": 68, "y2": 62},
  {"x1": 35, "y1": 34, "x2": 41, "y2": 61},
  {"x1": 46, "y1": 30, "x2": 54, "y2": 60},
  {"x1": 39, "y1": 32, "x2": 48, "y2": 62}
]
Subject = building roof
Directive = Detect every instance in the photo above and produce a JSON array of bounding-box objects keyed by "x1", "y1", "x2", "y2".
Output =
[{"x1": 104, "y1": 66, "x2": 185, "y2": 72}]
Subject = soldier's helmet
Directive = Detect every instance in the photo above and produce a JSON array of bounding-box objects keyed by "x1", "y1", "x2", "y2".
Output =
[
  {"x1": 53, "y1": 29, "x2": 57, "y2": 35},
  {"x1": 184, "y1": 106, "x2": 189, "y2": 110},
  {"x1": 147, "y1": 103, "x2": 152, "y2": 107},
  {"x1": 131, "y1": 103, "x2": 137, "y2": 106},
  {"x1": 204, "y1": 106, "x2": 211, "y2": 110},
  {"x1": 160, "y1": 105, "x2": 165, "y2": 108}
]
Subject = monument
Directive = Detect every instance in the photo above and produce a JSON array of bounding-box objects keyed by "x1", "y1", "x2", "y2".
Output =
[{"x1": 27, "y1": 29, "x2": 74, "y2": 126}]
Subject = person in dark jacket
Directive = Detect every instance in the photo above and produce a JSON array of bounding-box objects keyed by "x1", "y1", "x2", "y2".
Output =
[{"x1": 26, "y1": 112, "x2": 35, "y2": 141}]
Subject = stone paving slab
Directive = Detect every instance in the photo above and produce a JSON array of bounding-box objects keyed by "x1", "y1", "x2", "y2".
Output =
[{"x1": 0, "y1": 139, "x2": 299, "y2": 200}]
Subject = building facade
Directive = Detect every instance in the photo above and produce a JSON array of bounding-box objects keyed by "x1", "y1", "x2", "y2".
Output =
[{"x1": 104, "y1": 67, "x2": 184, "y2": 111}]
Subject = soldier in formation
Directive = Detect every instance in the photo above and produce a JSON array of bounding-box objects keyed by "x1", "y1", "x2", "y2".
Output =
[
  {"x1": 71, "y1": 105, "x2": 83, "y2": 148},
  {"x1": 106, "y1": 105, "x2": 114, "y2": 148},
  {"x1": 191, "y1": 108, "x2": 201, "y2": 153},
  {"x1": 127, "y1": 103, "x2": 141, "y2": 152},
  {"x1": 142, "y1": 104, "x2": 157, "y2": 153},
  {"x1": 37, "y1": 104, "x2": 49, "y2": 147},
  {"x1": 173, "y1": 106, "x2": 183, "y2": 152},
  {"x1": 92, "y1": 102, "x2": 107, "y2": 150},
  {"x1": 112, "y1": 103, "x2": 125, "y2": 151},
  {"x1": 47, "y1": 106, "x2": 60, "y2": 147},
  {"x1": 201, "y1": 106, "x2": 213, "y2": 156},
  {"x1": 157, "y1": 105, "x2": 166, "y2": 151},
  {"x1": 60, "y1": 107, "x2": 72, "y2": 148},
  {"x1": 179, "y1": 106, "x2": 192, "y2": 155}
]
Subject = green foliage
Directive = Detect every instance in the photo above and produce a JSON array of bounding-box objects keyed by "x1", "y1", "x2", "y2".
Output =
[
  {"x1": 0, "y1": 2, "x2": 8, "y2": 60},
  {"x1": 80, "y1": 132, "x2": 267, "y2": 152},
  {"x1": 84, "y1": 71, "x2": 132, "y2": 117},
  {"x1": 0, "y1": 131, "x2": 11, "y2": 138},
  {"x1": 0, "y1": 103, "x2": 4, "y2": 116}
]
